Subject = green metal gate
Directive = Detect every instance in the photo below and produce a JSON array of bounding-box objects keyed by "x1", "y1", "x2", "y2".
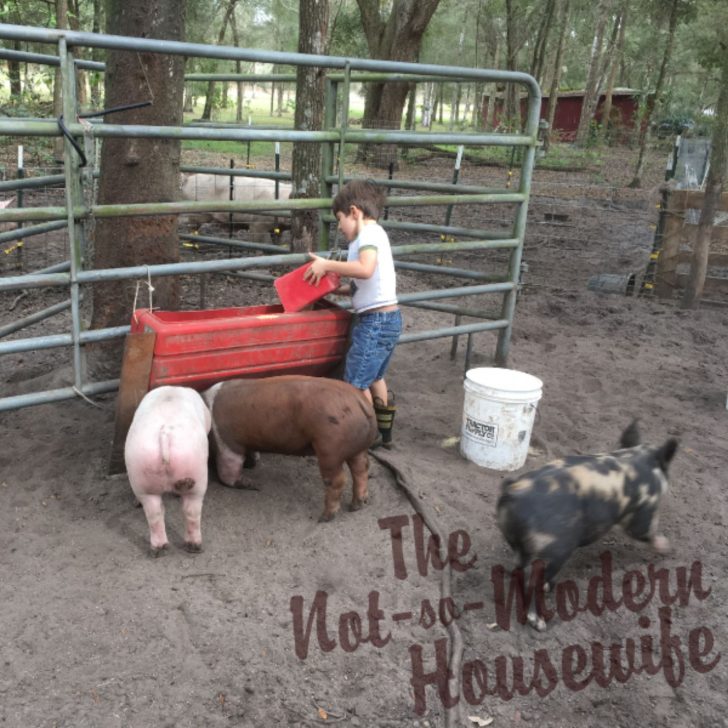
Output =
[{"x1": 0, "y1": 23, "x2": 540, "y2": 411}]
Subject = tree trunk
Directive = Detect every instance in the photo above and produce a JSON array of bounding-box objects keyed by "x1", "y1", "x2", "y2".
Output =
[
  {"x1": 53, "y1": 0, "x2": 69, "y2": 162},
  {"x1": 451, "y1": 84, "x2": 461, "y2": 129},
  {"x1": 529, "y1": 0, "x2": 556, "y2": 86},
  {"x1": 405, "y1": 82, "x2": 417, "y2": 130},
  {"x1": 629, "y1": 0, "x2": 680, "y2": 188},
  {"x1": 355, "y1": 0, "x2": 442, "y2": 167},
  {"x1": 681, "y1": 42, "x2": 728, "y2": 308},
  {"x1": 544, "y1": 0, "x2": 570, "y2": 150},
  {"x1": 422, "y1": 82, "x2": 434, "y2": 127},
  {"x1": 450, "y1": 25, "x2": 466, "y2": 129},
  {"x1": 472, "y1": 0, "x2": 484, "y2": 129},
  {"x1": 201, "y1": 0, "x2": 238, "y2": 121},
  {"x1": 6, "y1": 1, "x2": 22, "y2": 97},
  {"x1": 485, "y1": 37, "x2": 500, "y2": 131},
  {"x1": 7, "y1": 40, "x2": 21, "y2": 96},
  {"x1": 68, "y1": 0, "x2": 88, "y2": 109},
  {"x1": 574, "y1": 0, "x2": 614, "y2": 147},
  {"x1": 89, "y1": 0, "x2": 186, "y2": 376},
  {"x1": 503, "y1": 0, "x2": 522, "y2": 131},
  {"x1": 89, "y1": 0, "x2": 103, "y2": 108},
  {"x1": 472, "y1": 83, "x2": 484, "y2": 129},
  {"x1": 290, "y1": 0, "x2": 329, "y2": 254},
  {"x1": 598, "y1": 1, "x2": 627, "y2": 145},
  {"x1": 201, "y1": 82, "x2": 215, "y2": 120}
]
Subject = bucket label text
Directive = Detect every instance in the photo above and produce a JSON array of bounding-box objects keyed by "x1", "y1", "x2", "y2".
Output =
[{"x1": 464, "y1": 416, "x2": 498, "y2": 447}]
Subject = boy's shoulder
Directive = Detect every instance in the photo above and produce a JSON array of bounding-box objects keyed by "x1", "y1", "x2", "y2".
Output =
[{"x1": 360, "y1": 221, "x2": 389, "y2": 243}]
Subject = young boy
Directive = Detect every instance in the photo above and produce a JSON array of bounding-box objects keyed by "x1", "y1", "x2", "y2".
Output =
[{"x1": 304, "y1": 179, "x2": 401, "y2": 447}]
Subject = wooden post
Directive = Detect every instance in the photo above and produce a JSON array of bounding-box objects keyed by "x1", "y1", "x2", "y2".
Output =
[
  {"x1": 656, "y1": 189, "x2": 728, "y2": 300},
  {"x1": 108, "y1": 332, "x2": 156, "y2": 475},
  {"x1": 655, "y1": 190, "x2": 685, "y2": 298}
]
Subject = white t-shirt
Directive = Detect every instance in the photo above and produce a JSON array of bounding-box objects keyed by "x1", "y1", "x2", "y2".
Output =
[{"x1": 347, "y1": 222, "x2": 398, "y2": 313}]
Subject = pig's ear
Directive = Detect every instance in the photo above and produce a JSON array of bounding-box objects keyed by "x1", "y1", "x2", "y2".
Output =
[
  {"x1": 0, "y1": 198, "x2": 14, "y2": 208},
  {"x1": 654, "y1": 438, "x2": 679, "y2": 473},
  {"x1": 619, "y1": 419, "x2": 641, "y2": 448}
]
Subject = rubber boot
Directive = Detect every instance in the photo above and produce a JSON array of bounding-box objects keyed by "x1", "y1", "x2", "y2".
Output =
[{"x1": 373, "y1": 394, "x2": 396, "y2": 449}]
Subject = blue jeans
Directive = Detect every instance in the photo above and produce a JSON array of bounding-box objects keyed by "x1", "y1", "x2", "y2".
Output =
[{"x1": 344, "y1": 309, "x2": 402, "y2": 390}]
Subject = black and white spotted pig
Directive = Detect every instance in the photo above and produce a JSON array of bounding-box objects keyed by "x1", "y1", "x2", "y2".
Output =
[{"x1": 496, "y1": 420, "x2": 678, "y2": 629}]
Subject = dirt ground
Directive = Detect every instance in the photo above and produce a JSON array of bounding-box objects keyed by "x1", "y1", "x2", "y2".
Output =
[{"x1": 1, "y1": 144, "x2": 726, "y2": 728}]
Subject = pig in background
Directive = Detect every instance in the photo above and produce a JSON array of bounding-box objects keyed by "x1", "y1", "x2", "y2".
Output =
[
  {"x1": 125, "y1": 386, "x2": 212, "y2": 556},
  {"x1": 203, "y1": 376, "x2": 378, "y2": 523},
  {"x1": 496, "y1": 420, "x2": 678, "y2": 630},
  {"x1": 178, "y1": 173, "x2": 292, "y2": 243},
  {"x1": 0, "y1": 197, "x2": 17, "y2": 233}
]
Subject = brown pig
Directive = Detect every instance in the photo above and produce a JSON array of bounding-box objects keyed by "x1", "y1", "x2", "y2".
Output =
[
  {"x1": 124, "y1": 386, "x2": 212, "y2": 555},
  {"x1": 203, "y1": 376, "x2": 379, "y2": 521}
]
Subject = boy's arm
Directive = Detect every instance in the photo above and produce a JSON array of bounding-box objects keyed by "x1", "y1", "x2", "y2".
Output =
[{"x1": 305, "y1": 248, "x2": 377, "y2": 284}]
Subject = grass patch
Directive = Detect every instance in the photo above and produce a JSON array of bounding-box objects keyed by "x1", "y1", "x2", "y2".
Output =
[
  {"x1": 536, "y1": 144, "x2": 603, "y2": 171},
  {"x1": 181, "y1": 138, "x2": 280, "y2": 159}
]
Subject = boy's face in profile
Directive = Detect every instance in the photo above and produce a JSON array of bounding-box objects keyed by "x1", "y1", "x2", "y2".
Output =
[{"x1": 336, "y1": 205, "x2": 364, "y2": 243}]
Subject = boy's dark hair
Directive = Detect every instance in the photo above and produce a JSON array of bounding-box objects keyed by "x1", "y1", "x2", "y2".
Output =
[{"x1": 332, "y1": 179, "x2": 387, "y2": 220}]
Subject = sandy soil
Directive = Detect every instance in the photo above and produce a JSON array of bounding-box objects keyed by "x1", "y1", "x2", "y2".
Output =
[{"x1": 1, "y1": 145, "x2": 726, "y2": 728}]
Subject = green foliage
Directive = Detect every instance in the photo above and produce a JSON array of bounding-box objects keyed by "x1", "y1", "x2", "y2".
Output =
[
  {"x1": 328, "y1": 0, "x2": 368, "y2": 58},
  {"x1": 0, "y1": 0, "x2": 726, "y2": 148}
]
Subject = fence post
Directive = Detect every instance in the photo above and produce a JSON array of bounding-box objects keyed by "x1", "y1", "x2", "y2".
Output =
[{"x1": 655, "y1": 190, "x2": 683, "y2": 298}]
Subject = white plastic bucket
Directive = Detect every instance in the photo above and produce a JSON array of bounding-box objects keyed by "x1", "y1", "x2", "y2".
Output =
[{"x1": 460, "y1": 367, "x2": 543, "y2": 471}]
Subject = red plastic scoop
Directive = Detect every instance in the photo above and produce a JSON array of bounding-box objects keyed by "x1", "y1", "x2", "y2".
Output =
[{"x1": 274, "y1": 262, "x2": 341, "y2": 312}]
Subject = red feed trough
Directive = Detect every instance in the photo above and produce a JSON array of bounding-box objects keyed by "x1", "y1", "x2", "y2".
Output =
[{"x1": 129, "y1": 300, "x2": 351, "y2": 390}]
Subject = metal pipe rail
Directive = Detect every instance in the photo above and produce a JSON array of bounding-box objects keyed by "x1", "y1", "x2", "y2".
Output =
[
  {"x1": 325, "y1": 175, "x2": 507, "y2": 195},
  {"x1": 0, "y1": 325, "x2": 129, "y2": 355},
  {"x1": 393, "y1": 261, "x2": 504, "y2": 281},
  {"x1": 0, "y1": 24, "x2": 541, "y2": 96},
  {"x1": 0, "y1": 380, "x2": 120, "y2": 412},
  {"x1": 0, "y1": 220, "x2": 68, "y2": 245},
  {"x1": 0, "y1": 46, "x2": 528, "y2": 92},
  {"x1": 0, "y1": 46, "x2": 105, "y2": 71},
  {"x1": 0, "y1": 193, "x2": 525, "y2": 225},
  {"x1": 179, "y1": 165, "x2": 291, "y2": 182},
  {"x1": 0, "y1": 274, "x2": 513, "y2": 357},
  {"x1": 0, "y1": 174, "x2": 66, "y2": 192},
  {"x1": 0, "y1": 118, "x2": 534, "y2": 148},
  {"x1": 179, "y1": 233, "x2": 286, "y2": 256},
  {"x1": 0, "y1": 297, "x2": 76, "y2": 339},
  {"x1": 0, "y1": 239, "x2": 519, "y2": 293}
]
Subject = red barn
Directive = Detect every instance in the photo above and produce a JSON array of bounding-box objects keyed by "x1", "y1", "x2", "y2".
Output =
[{"x1": 482, "y1": 88, "x2": 649, "y2": 142}]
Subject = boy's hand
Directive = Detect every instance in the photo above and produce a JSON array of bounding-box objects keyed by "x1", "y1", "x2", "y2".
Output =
[{"x1": 304, "y1": 253, "x2": 328, "y2": 285}]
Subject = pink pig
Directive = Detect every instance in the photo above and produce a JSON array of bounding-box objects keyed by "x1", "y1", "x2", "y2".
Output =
[
  {"x1": 0, "y1": 198, "x2": 15, "y2": 232},
  {"x1": 124, "y1": 386, "x2": 212, "y2": 555}
]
